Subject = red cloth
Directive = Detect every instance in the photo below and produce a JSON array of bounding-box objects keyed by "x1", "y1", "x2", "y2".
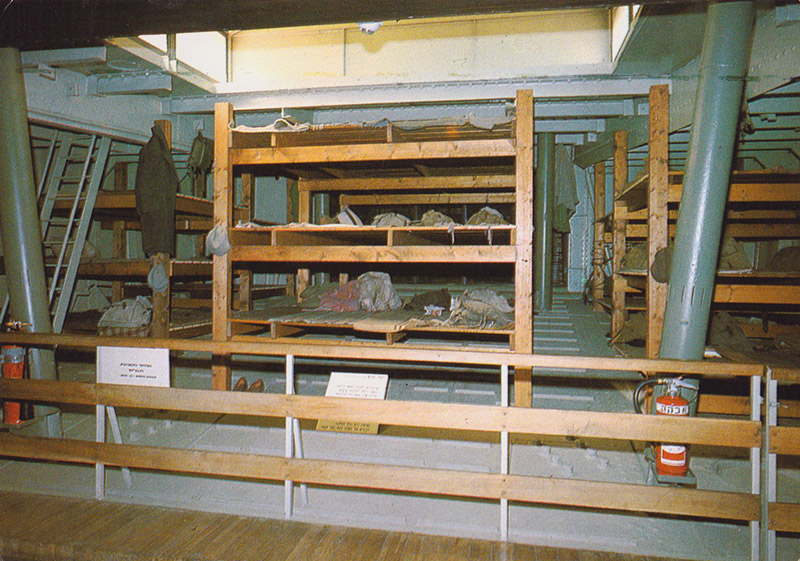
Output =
[{"x1": 318, "y1": 280, "x2": 360, "y2": 312}]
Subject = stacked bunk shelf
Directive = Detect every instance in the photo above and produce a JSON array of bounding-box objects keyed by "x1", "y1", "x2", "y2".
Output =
[
  {"x1": 212, "y1": 92, "x2": 536, "y2": 400},
  {"x1": 50, "y1": 171, "x2": 260, "y2": 338},
  {"x1": 613, "y1": 168, "x2": 800, "y2": 350}
]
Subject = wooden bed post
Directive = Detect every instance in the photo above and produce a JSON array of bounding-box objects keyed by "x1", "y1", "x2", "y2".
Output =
[
  {"x1": 514, "y1": 89, "x2": 534, "y2": 408},
  {"x1": 647, "y1": 85, "x2": 669, "y2": 358},
  {"x1": 212, "y1": 103, "x2": 234, "y2": 391},
  {"x1": 235, "y1": 173, "x2": 254, "y2": 312},
  {"x1": 192, "y1": 171, "x2": 206, "y2": 258},
  {"x1": 592, "y1": 161, "x2": 606, "y2": 311},
  {"x1": 151, "y1": 119, "x2": 172, "y2": 339},
  {"x1": 611, "y1": 131, "x2": 628, "y2": 339},
  {"x1": 111, "y1": 163, "x2": 128, "y2": 303},
  {"x1": 296, "y1": 181, "x2": 312, "y2": 300}
]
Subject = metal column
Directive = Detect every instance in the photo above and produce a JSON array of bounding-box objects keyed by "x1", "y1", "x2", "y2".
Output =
[
  {"x1": 659, "y1": 2, "x2": 756, "y2": 360},
  {"x1": 535, "y1": 133, "x2": 555, "y2": 312},
  {"x1": 0, "y1": 47, "x2": 61, "y2": 436}
]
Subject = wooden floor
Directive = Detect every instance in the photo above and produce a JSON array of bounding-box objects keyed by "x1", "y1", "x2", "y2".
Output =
[{"x1": 0, "y1": 491, "x2": 683, "y2": 561}]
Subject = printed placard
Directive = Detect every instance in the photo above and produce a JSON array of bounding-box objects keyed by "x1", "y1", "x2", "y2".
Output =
[
  {"x1": 96, "y1": 346, "x2": 170, "y2": 387},
  {"x1": 316, "y1": 372, "x2": 388, "y2": 434}
]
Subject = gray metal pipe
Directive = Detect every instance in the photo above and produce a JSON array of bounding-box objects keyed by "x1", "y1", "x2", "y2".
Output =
[
  {"x1": 535, "y1": 133, "x2": 556, "y2": 312},
  {"x1": 659, "y1": 2, "x2": 755, "y2": 360},
  {"x1": 0, "y1": 47, "x2": 61, "y2": 434},
  {"x1": 313, "y1": 193, "x2": 331, "y2": 286}
]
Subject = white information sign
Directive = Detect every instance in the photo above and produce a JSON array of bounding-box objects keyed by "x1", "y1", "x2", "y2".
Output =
[
  {"x1": 96, "y1": 346, "x2": 170, "y2": 387},
  {"x1": 317, "y1": 372, "x2": 388, "y2": 434},
  {"x1": 324, "y1": 372, "x2": 389, "y2": 399}
]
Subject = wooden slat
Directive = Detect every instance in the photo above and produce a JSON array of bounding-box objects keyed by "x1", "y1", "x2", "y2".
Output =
[
  {"x1": 0, "y1": 379, "x2": 760, "y2": 447},
  {"x1": 300, "y1": 175, "x2": 517, "y2": 192},
  {"x1": 627, "y1": 222, "x2": 800, "y2": 239},
  {"x1": 514, "y1": 89, "x2": 535, "y2": 408},
  {"x1": 230, "y1": 245, "x2": 516, "y2": 263},
  {"x1": 78, "y1": 259, "x2": 211, "y2": 277},
  {"x1": 212, "y1": 102, "x2": 233, "y2": 391},
  {"x1": 712, "y1": 284, "x2": 800, "y2": 305},
  {"x1": 0, "y1": 434, "x2": 759, "y2": 522},
  {"x1": 593, "y1": 161, "x2": 606, "y2": 311},
  {"x1": 771, "y1": 367, "x2": 800, "y2": 383},
  {"x1": 0, "y1": 331, "x2": 765, "y2": 378},
  {"x1": 646, "y1": 85, "x2": 669, "y2": 359},
  {"x1": 611, "y1": 131, "x2": 628, "y2": 338},
  {"x1": 340, "y1": 192, "x2": 515, "y2": 207},
  {"x1": 769, "y1": 426, "x2": 800, "y2": 455},
  {"x1": 231, "y1": 139, "x2": 516, "y2": 165},
  {"x1": 769, "y1": 502, "x2": 800, "y2": 533}
]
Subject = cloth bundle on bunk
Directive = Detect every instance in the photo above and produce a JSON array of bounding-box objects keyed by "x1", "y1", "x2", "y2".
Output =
[{"x1": 310, "y1": 272, "x2": 402, "y2": 313}]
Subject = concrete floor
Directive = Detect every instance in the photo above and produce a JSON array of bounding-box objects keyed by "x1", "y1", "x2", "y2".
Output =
[{"x1": 1, "y1": 292, "x2": 798, "y2": 560}]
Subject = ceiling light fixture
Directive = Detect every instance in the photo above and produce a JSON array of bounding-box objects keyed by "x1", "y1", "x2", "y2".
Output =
[{"x1": 357, "y1": 21, "x2": 383, "y2": 35}]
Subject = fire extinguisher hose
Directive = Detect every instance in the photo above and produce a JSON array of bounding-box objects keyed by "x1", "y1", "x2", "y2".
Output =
[{"x1": 633, "y1": 379, "x2": 660, "y2": 414}]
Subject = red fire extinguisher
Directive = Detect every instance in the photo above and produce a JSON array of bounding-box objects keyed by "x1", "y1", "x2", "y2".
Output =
[
  {"x1": 654, "y1": 379, "x2": 690, "y2": 477},
  {"x1": 2, "y1": 345, "x2": 25, "y2": 425}
]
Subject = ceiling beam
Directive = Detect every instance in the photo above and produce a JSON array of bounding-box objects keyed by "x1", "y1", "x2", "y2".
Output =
[
  {"x1": 573, "y1": 116, "x2": 649, "y2": 168},
  {"x1": 2, "y1": 0, "x2": 706, "y2": 51}
]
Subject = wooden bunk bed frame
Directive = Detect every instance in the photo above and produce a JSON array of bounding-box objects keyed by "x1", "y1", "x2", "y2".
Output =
[
  {"x1": 603, "y1": 86, "x2": 800, "y2": 357},
  {"x1": 49, "y1": 120, "x2": 255, "y2": 339},
  {"x1": 212, "y1": 91, "x2": 536, "y2": 404}
]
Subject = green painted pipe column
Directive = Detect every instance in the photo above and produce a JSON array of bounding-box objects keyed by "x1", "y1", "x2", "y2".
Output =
[
  {"x1": 313, "y1": 193, "x2": 331, "y2": 286},
  {"x1": 0, "y1": 48, "x2": 61, "y2": 436},
  {"x1": 535, "y1": 133, "x2": 555, "y2": 312},
  {"x1": 659, "y1": 2, "x2": 755, "y2": 360}
]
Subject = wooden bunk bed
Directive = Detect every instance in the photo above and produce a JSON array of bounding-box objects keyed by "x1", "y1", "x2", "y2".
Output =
[
  {"x1": 212, "y1": 91, "x2": 536, "y2": 403},
  {"x1": 606, "y1": 87, "x2": 800, "y2": 356},
  {"x1": 47, "y1": 123, "x2": 254, "y2": 339}
]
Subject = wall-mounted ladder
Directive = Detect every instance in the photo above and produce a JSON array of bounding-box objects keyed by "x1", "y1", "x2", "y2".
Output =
[{"x1": 0, "y1": 132, "x2": 113, "y2": 332}]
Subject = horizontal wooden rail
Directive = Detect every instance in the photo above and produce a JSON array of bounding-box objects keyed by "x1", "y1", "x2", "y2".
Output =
[
  {"x1": 299, "y1": 175, "x2": 517, "y2": 192},
  {"x1": 0, "y1": 379, "x2": 760, "y2": 448},
  {"x1": 769, "y1": 502, "x2": 800, "y2": 533},
  {"x1": 771, "y1": 367, "x2": 800, "y2": 383},
  {"x1": 0, "y1": 434, "x2": 759, "y2": 523},
  {"x1": 769, "y1": 426, "x2": 800, "y2": 455},
  {"x1": 0, "y1": 333, "x2": 764, "y2": 378},
  {"x1": 230, "y1": 139, "x2": 517, "y2": 166},
  {"x1": 229, "y1": 245, "x2": 517, "y2": 264}
]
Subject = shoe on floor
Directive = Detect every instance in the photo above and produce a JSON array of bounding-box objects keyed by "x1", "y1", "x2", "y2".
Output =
[
  {"x1": 233, "y1": 376, "x2": 248, "y2": 392},
  {"x1": 247, "y1": 378, "x2": 264, "y2": 393}
]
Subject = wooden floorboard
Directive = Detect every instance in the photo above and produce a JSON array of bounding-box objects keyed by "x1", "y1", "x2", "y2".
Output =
[{"x1": 0, "y1": 491, "x2": 688, "y2": 561}]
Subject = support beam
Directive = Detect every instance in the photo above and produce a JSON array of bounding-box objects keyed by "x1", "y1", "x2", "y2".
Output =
[
  {"x1": 573, "y1": 116, "x2": 649, "y2": 168},
  {"x1": 535, "y1": 133, "x2": 556, "y2": 312},
  {"x1": 150, "y1": 119, "x2": 172, "y2": 340},
  {"x1": 660, "y1": 1, "x2": 756, "y2": 360},
  {"x1": 0, "y1": 47, "x2": 60, "y2": 435},
  {"x1": 111, "y1": 163, "x2": 128, "y2": 303},
  {"x1": 592, "y1": 162, "x2": 606, "y2": 311},
  {"x1": 236, "y1": 173, "x2": 253, "y2": 312},
  {"x1": 514, "y1": 90, "x2": 534, "y2": 408},
  {"x1": 212, "y1": 103, "x2": 233, "y2": 391},
  {"x1": 611, "y1": 131, "x2": 628, "y2": 338},
  {"x1": 647, "y1": 85, "x2": 669, "y2": 358}
]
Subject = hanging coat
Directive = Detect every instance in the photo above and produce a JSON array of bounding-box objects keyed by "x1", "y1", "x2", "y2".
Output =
[{"x1": 135, "y1": 125, "x2": 178, "y2": 256}]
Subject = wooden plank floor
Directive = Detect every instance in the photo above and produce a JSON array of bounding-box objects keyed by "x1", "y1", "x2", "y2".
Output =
[{"x1": 0, "y1": 491, "x2": 685, "y2": 561}]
